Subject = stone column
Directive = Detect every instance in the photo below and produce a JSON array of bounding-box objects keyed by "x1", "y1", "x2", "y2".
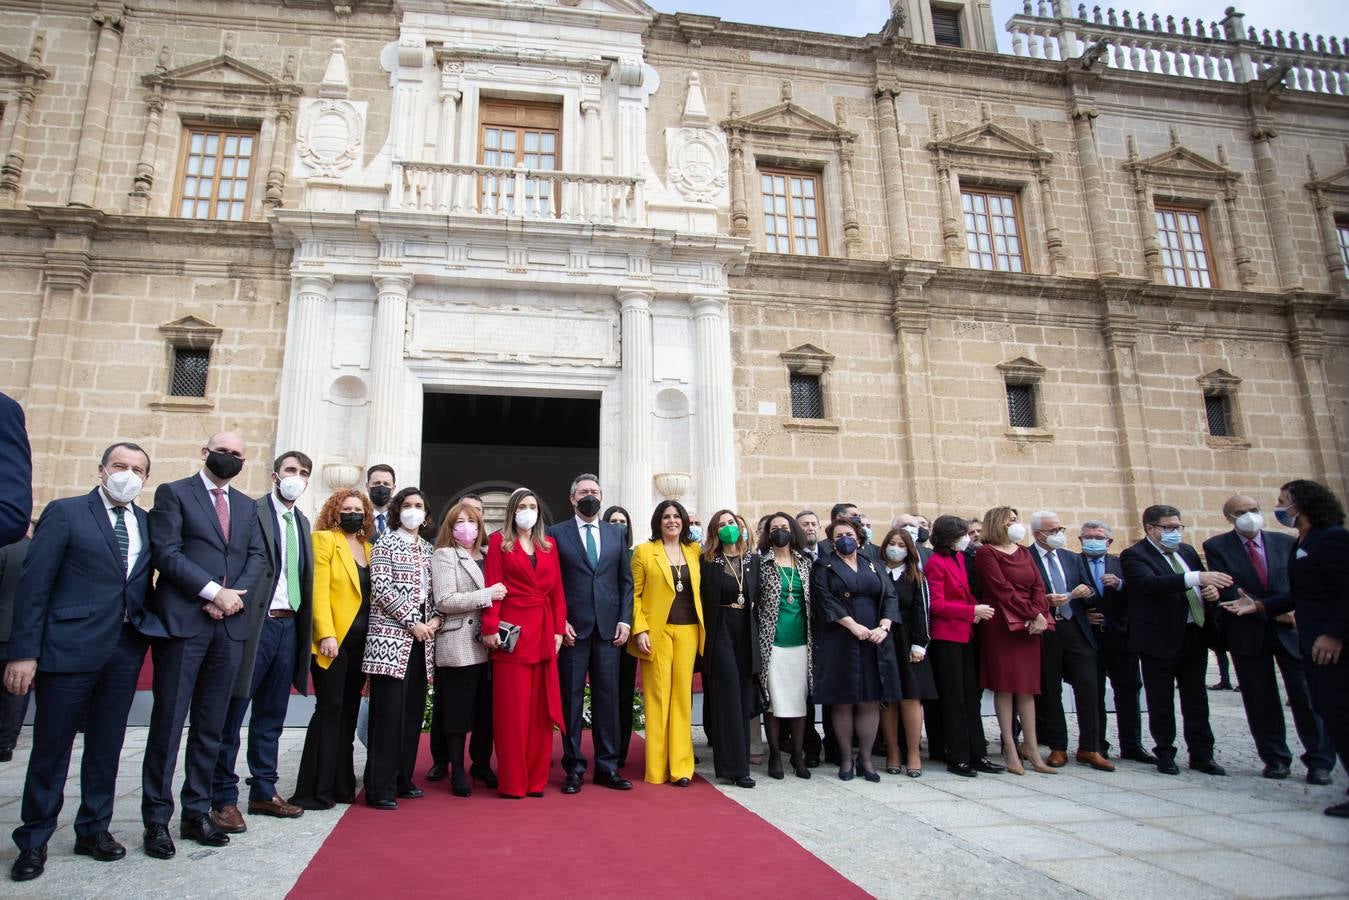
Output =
[
  {"x1": 619, "y1": 289, "x2": 654, "y2": 513},
  {"x1": 1125, "y1": 143, "x2": 1162, "y2": 282},
  {"x1": 0, "y1": 35, "x2": 47, "y2": 208},
  {"x1": 1069, "y1": 98, "x2": 1118, "y2": 276},
  {"x1": 934, "y1": 157, "x2": 962, "y2": 265},
  {"x1": 69, "y1": 3, "x2": 125, "y2": 208},
  {"x1": 1249, "y1": 125, "x2": 1300, "y2": 290},
  {"x1": 1285, "y1": 296, "x2": 1347, "y2": 495},
  {"x1": 728, "y1": 132, "x2": 750, "y2": 237},
  {"x1": 890, "y1": 264, "x2": 939, "y2": 510},
  {"x1": 1035, "y1": 165, "x2": 1065, "y2": 275},
  {"x1": 873, "y1": 86, "x2": 911, "y2": 259},
  {"x1": 436, "y1": 88, "x2": 460, "y2": 164},
  {"x1": 276, "y1": 274, "x2": 333, "y2": 462},
  {"x1": 838, "y1": 142, "x2": 862, "y2": 256},
  {"x1": 691, "y1": 295, "x2": 736, "y2": 516},
  {"x1": 1309, "y1": 183, "x2": 1349, "y2": 295},
  {"x1": 265, "y1": 106, "x2": 294, "y2": 209},
  {"x1": 366, "y1": 275, "x2": 412, "y2": 466},
  {"x1": 129, "y1": 90, "x2": 164, "y2": 211},
  {"x1": 1100, "y1": 282, "x2": 1157, "y2": 530}
]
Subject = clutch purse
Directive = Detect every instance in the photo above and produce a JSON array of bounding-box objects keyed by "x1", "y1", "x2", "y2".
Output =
[{"x1": 476, "y1": 619, "x2": 521, "y2": 653}]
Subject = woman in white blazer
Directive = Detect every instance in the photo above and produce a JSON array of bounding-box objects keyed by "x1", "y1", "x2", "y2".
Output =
[{"x1": 430, "y1": 501, "x2": 507, "y2": 796}]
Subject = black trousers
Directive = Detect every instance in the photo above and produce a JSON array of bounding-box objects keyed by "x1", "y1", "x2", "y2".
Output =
[
  {"x1": 1140, "y1": 624, "x2": 1214, "y2": 763},
  {"x1": 1301, "y1": 648, "x2": 1349, "y2": 776},
  {"x1": 0, "y1": 683, "x2": 29, "y2": 753},
  {"x1": 291, "y1": 627, "x2": 367, "y2": 806},
  {"x1": 928, "y1": 639, "x2": 986, "y2": 766},
  {"x1": 430, "y1": 667, "x2": 493, "y2": 771},
  {"x1": 617, "y1": 648, "x2": 638, "y2": 769},
  {"x1": 364, "y1": 648, "x2": 428, "y2": 803},
  {"x1": 1037, "y1": 621, "x2": 1102, "y2": 753},
  {"x1": 704, "y1": 607, "x2": 754, "y2": 779},
  {"x1": 1232, "y1": 634, "x2": 1335, "y2": 771},
  {"x1": 1096, "y1": 626, "x2": 1145, "y2": 755}
]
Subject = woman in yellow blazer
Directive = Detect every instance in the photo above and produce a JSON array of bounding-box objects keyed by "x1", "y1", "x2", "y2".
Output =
[
  {"x1": 290, "y1": 489, "x2": 375, "y2": 809},
  {"x1": 630, "y1": 499, "x2": 706, "y2": 785}
]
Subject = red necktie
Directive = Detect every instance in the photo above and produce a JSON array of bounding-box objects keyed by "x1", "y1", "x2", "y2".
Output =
[
  {"x1": 1246, "y1": 539, "x2": 1267, "y2": 591},
  {"x1": 212, "y1": 488, "x2": 231, "y2": 542}
]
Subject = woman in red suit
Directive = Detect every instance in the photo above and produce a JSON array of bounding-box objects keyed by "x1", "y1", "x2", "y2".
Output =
[
  {"x1": 482, "y1": 487, "x2": 567, "y2": 798},
  {"x1": 974, "y1": 506, "x2": 1055, "y2": 775}
]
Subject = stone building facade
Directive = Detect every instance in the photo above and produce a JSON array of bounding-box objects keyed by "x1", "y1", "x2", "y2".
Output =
[{"x1": 1, "y1": 0, "x2": 1346, "y2": 542}]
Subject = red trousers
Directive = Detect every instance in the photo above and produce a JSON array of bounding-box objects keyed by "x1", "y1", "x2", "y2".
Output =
[{"x1": 492, "y1": 660, "x2": 554, "y2": 797}]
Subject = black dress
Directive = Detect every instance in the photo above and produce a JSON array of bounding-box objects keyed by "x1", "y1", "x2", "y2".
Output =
[
  {"x1": 811, "y1": 555, "x2": 902, "y2": 705},
  {"x1": 434, "y1": 559, "x2": 493, "y2": 734},
  {"x1": 887, "y1": 566, "x2": 938, "y2": 700},
  {"x1": 700, "y1": 554, "x2": 761, "y2": 780}
]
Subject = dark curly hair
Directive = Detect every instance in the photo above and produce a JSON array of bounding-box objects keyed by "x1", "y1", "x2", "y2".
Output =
[
  {"x1": 1281, "y1": 479, "x2": 1345, "y2": 528},
  {"x1": 314, "y1": 488, "x2": 375, "y2": 543}
]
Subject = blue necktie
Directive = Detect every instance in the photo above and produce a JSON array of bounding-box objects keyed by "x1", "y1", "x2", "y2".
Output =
[
  {"x1": 1092, "y1": 557, "x2": 1105, "y2": 598},
  {"x1": 1047, "y1": 551, "x2": 1072, "y2": 619},
  {"x1": 584, "y1": 524, "x2": 598, "y2": 567},
  {"x1": 376, "y1": 513, "x2": 386, "y2": 536}
]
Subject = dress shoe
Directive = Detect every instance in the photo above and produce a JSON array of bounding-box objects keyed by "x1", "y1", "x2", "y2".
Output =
[
  {"x1": 731, "y1": 776, "x2": 756, "y2": 788},
  {"x1": 74, "y1": 831, "x2": 126, "y2": 862},
  {"x1": 426, "y1": 762, "x2": 447, "y2": 782},
  {"x1": 767, "y1": 752, "x2": 785, "y2": 780},
  {"x1": 249, "y1": 796, "x2": 304, "y2": 819},
  {"x1": 562, "y1": 774, "x2": 582, "y2": 794},
  {"x1": 595, "y1": 770, "x2": 632, "y2": 790},
  {"x1": 450, "y1": 765, "x2": 472, "y2": 797},
  {"x1": 10, "y1": 846, "x2": 45, "y2": 881},
  {"x1": 1262, "y1": 762, "x2": 1291, "y2": 780},
  {"x1": 526, "y1": 791, "x2": 545, "y2": 797},
  {"x1": 837, "y1": 765, "x2": 855, "y2": 782},
  {"x1": 1208, "y1": 681, "x2": 1233, "y2": 691},
  {"x1": 671, "y1": 777, "x2": 691, "y2": 787},
  {"x1": 790, "y1": 754, "x2": 811, "y2": 779},
  {"x1": 860, "y1": 767, "x2": 881, "y2": 783},
  {"x1": 1076, "y1": 751, "x2": 1116, "y2": 772},
  {"x1": 142, "y1": 824, "x2": 176, "y2": 859},
  {"x1": 470, "y1": 765, "x2": 499, "y2": 789},
  {"x1": 974, "y1": 757, "x2": 1006, "y2": 774},
  {"x1": 0, "y1": 748, "x2": 13, "y2": 763},
  {"x1": 1307, "y1": 768, "x2": 1333, "y2": 786},
  {"x1": 1120, "y1": 747, "x2": 1158, "y2": 765},
  {"x1": 886, "y1": 765, "x2": 904, "y2": 775},
  {"x1": 290, "y1": 795, "x2": 336, "y2": 811},
  {"x1": 366, "y1": 798, "x2": 398, "y2": 810},
  {"x1": 1046, "y1": 750, "x2": 1068, "y2": 768},
  {"x1": 209, "y1": 804, "x2": 247, "y2": 834},
  {"x1": 1324, "y1": 801, "x2": 1349, "y2": 818},
  {"x1": 181, "y1": 814, "x2": 230, "y2": 847},
  {"x1": 1156, "y1": 759, "x2": 1180, "y2": 775},
  {"x1": 804, "y1": 754, "x2": 821, "y2": 768},
  {"x1": 397, "y1": 786, "x2": 424, "y2": 799},
  {"x1": 1190, "y1": 759, "x2": 1227, "y2": 776},
  {"x1": 946, "y1": 763, "x2": 976, "y2": 777}
]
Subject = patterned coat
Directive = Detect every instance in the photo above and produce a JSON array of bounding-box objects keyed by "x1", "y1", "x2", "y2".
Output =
[
  {"x1": 362, "y1": 530, "x2": 435, "y2": 680},
  {"x1": 430, "y1": 545, "x2": 492, "y2": 668}
]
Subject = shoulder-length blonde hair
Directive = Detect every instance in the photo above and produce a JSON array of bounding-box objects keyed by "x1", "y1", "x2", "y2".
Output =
[
  {"x1": 435, "y1": 501, "x2": 487, "y2": 552},
  {"x1": 982, "y1": 506, "x2": 1020, "y2": 546},
  {"x1": 500, "y1": 487, "x2": 552, "y2": 554},
  {"x1": 314, "y1": 489, "x2": 375, "y2": 543}
]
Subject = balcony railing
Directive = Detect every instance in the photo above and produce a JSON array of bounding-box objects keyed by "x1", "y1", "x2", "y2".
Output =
[
  {"x1": 391, "y1": 161, "x2": 645, "y2": 225},
  {"x1": 1006, "y1": 3, "x2": 1348, "y2": 94}
]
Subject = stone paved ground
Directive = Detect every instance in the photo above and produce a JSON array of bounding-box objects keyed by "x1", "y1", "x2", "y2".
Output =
[{"x1": 0, "y1": 666, "x2": 1345, "y2": 898}]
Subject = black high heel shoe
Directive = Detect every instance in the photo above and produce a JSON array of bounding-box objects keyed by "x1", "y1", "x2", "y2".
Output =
[
  {"x1": 790, "y1": 753, "x2": 811, "y2": 779},
  {"x1": 767, "y1": 751, "x2": 785, "y2": 780},
  {"x1": 450, "y1": 764, "x2": 471, "y2": 798},
  {"x1": 470, "y1": 765, "x2": 499, "y2": 790}
]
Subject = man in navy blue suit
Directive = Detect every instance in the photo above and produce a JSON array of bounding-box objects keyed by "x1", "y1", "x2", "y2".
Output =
[
  {"x1": 4, "y1": 442, "x2": 168, "y2": 882},
  {"x1": 140, "y1": 431, "x2": 265, "y2": 859},
  {"x1": 209, "y1": 451, "x2": 314, "y2": 834},
  {"x1": 0, "y1": 392, "x2": 32, "y2": 547},
  {"x1": 549, "y1": 474, "x2": 634, "y2": 793}
]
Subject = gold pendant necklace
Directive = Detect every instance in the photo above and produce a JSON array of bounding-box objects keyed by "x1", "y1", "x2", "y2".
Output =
[
  {"x1": 780, "y1": 562, "x2": 799, "y2": 605},
  {"x1": 723, "y1": 555, "x2": 746, "y2": 607}
]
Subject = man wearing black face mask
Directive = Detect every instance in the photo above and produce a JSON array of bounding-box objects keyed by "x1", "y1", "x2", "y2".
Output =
[
  {"x1": 366, "y1": 465, "x2": 396, "y2": 537},
  {"x1": 141, "y1": 431, "x2": 266, "y2": 859}
]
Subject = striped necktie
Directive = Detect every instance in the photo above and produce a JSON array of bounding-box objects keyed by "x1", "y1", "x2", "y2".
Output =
[{"x1": 112, "y1": 505, "x2": 129, "y2": 576}]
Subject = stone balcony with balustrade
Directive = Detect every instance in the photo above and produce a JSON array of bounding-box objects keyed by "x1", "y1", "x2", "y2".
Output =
[{"x1": 1006, "y1": 3, "x2": 1348, "y2": 94}]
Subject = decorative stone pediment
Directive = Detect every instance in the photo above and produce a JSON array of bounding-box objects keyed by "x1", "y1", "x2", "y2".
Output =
[
  {"x1": 1306, "y1": 164, "x2": 1349, "y2": 196},
  {"x1": 1197, "y1": 368, "x2": 1242, "y2": 391},
  {"x1": 142, "y1": 54, "x2": 301, "y2": 99},
  {"x1": 927, "y1": 121, "x2": 1051, "y2": 164},
  {"x1": 159, "y1": 315, "x2": 222, "y2": 348},
  {"x1": 0, "y1": 47, "x2": 48, "y2": 81},
  {"x1": 996, "y1": 356, "x2": 1046, "y2": 381},
  {"x1": 780, "y1": 343, "x2": 835, "y2": 375},
  {"x1": 1124, "y1": 144, "x2": 1238, "y2": 185},
  {"x1": 722, "y1": 101, "x2": 853, "y2": 142}
]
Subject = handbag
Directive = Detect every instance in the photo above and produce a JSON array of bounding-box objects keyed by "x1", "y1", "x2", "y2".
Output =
[{"x1": 476, "y1": 619, "x2": 521, "y2": 653}]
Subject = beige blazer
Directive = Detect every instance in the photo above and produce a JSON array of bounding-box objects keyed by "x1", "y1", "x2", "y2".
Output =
[{"x1": 430, "y1": 546, "x2": 493, "y2": 668}]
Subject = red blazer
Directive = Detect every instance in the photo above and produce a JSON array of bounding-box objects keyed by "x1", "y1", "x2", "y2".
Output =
[
  {"x1": 974, "y1": 544, "x2": 1053, "y2": 633},
  {"x1": 925, "y1": 550, "x2": 976, "y2": 643},
  {"x1": 482, "y1": 531, "x2": 568, "y2": 666}
]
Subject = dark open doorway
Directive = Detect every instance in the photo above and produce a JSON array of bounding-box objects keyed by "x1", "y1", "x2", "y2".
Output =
[{"x1": 420, "y1": 391, "x2": 601, "y2": 533}]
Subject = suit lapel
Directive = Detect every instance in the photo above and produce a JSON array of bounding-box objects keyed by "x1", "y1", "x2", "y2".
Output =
[
  {"x1": 227, "y1": 487, "x2": 253, "y2": 550},
  {"x1": 130, "y1": 505, "x2": 153, "y2": 579},
  {"x1": 86, "y1": 490, "x2": 126, "y2": 579},
  {"x1": 1220, "y1": 531, "x2": 1259, "y2": 588},
  {"x1": 657, "y1": 544, "x2": 676, "y2": 591},
  {"x1": 562, "y1": 522, "x2": 595, "y2": 573},
  {"x1": 1262, "y1": 531, "x2": 1287, "y2": 587},
  {"x1": 190, "y1": 476, "x2": 228, "y2": 545},
  {"x1": 457, "y1": 547, "x2": 486, "y2": 589},
  {"x1": 257, "y1": 495, "x2": 280, "y2": 567}
]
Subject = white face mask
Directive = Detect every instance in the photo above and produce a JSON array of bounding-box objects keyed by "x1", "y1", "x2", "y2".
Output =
[
  {"x1": 901, "y1": 524, "x2": 919, "y2": 541},
  {"x1": 1045, "y1": 532, "x2": 1067, "y2": 550},
  {"x1": 277, "y1": 474, "x2": 307, "y2": 503},
  {"x1": 1006, "y1": 522, "x2": 1027, "y2": 543},
  {"x1": 885, "y1": 544, "x2": 908, "y2": 563},
  {"x1": 514, "y1": 508, "x2": 539, "y2": 531},
  {"x1": 400, "y1": 508, "x2": 426, "y2": 532},
  {"x1": 1234, "y1": 511, "x2": 1263, "y2": 536},
  {"x1": 103, "y1": 470, "x2": 143, "y2": 504},
  {"x1": 954, "y1": 536, "x2": 971, "y2": 553}
]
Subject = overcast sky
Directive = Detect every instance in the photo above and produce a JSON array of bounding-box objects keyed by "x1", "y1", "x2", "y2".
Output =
[{"x1": 655, "y1": 0, "x2": 1348, "y2": 49}]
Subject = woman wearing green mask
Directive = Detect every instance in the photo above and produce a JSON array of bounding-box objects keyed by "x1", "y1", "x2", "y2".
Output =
[{"x1": 700, "y1": 509, "x2": 760, "y2": 787}]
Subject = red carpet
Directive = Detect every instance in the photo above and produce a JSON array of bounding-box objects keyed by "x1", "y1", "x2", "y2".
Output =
[{"x1": 289, "y1": 733, "x2": 866, "y2": 899}]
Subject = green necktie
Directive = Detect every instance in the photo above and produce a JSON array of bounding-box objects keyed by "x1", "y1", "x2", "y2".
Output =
[
  {"x1": 1164, "y1": 550, "x2": 1204, "y2": 626},
  {"x1": 584, "y1": 523, "x2": 599, "y2": 568},
  {"x1": 284, "y1": 510, "x2": 301, "y2": 611}
]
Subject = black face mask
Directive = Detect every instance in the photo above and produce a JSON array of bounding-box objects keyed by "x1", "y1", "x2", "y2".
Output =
[
  {"x1": 917, "y1": 527, "x2": 931, "y2": 544},
  {"x1": 205, "y1": 449, "x2": 244, "y2": 480},
  {"x1": 339, "y1": 513, "x2": 365, "y2": 535},
  {"x1": 769, "y1": 527, "x2": 793, "y2": 548},
  {"x1": 576, "y1": 495, "x2": 602, "y2": 517},
  {"x1": 369, "y1": 485, "x2": 392, "y2": 507}
]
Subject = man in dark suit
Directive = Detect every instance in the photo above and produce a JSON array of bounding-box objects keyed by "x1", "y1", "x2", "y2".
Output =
[
  {"x1": 549, "y1": 474, "x2": 634, "y2": 793},
  {"x1": 210, "y1": 451, "x2": 315, "y2": 833},
  {"x1": 1205, "y1": 494, "x2": 1334, "y2": 783},
  {"x1": 0, "y1": 524, "x2": 34, "y2": 763},
  {"x1": 141, "y1": 431, "x2": 266, "y2": 859},
  {"x1": 0, "y1": 393, "x2": 32, "y2": 547},
  {"x1": 1121, "y1": 504, "x2": 1233, "y2": 775},
  {"x1": 365, "y1": 464, "x2": 396, "y2": 538},
  {"x1": 1078, "y1": 520, "x2": 1154, "y2": 764},
  {"x1": 4, "y1": 443, "x2": 168, "y2": 881},
  {"x1": 1028, "y1": 510, "x2": 1112, "y2": 771}
]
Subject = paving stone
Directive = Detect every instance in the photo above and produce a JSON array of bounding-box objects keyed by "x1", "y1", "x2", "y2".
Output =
[{"x1": 1145, "y1": 848, "x2": 1349, "y2": 898}]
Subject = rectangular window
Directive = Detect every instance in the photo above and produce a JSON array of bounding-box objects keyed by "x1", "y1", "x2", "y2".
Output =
[
  {"x1": 478, "y1": 100, "x2": 561, "y2": 216},
  {"x1": 962, "y1": 189, "x2": 1024, "y2": 272},
  {"x1": 1006, "y1": 382, "x2": 1037, "y2": 428},
  {"x1": 789, "y1": 372, "x2": 824, "y2": 419},
  {"x1": 1336, "y1": 218, "x2": 1349, "y2": 278},
  {"x1": 169, "y1": 347, "x2": 210, "y2": 397},
  {"x1": 1155, "y1": 205, "x2": 1214, "y2": 288},
  {"x1": 177, "y1": 128, "x2": 256, "y2": 221},
  {"x1": 932, "y1": 6, "x2": 964, "y2": 47},
  {"x1": 1204, "y1": 393, "x2": 1231, "y2": 437},
  {"x1": 760, "y1": 168, "x2": 824, "y2": 256}
]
